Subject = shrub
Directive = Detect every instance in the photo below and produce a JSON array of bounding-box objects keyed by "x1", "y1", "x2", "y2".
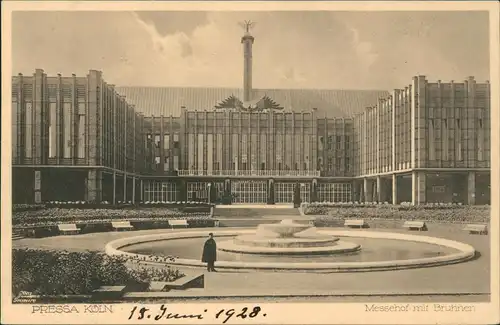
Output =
[{"x1": 12, "y1": 249, "x2": 184, "y2": 296}]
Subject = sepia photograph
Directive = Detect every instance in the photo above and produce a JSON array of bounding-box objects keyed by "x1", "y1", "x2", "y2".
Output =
[{"x1": 1, "y1": 1, "x2": 499, "y2": 324}]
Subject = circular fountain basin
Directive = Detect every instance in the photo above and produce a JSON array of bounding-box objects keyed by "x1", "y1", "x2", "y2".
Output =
[{"x1": 105, "y1": 229, "x2": 476, "y2": 272}]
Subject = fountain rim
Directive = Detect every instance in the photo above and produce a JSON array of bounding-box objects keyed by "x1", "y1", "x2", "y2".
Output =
[{"x1": 105, "y1": 229, "x2": 476, "y2": 272}]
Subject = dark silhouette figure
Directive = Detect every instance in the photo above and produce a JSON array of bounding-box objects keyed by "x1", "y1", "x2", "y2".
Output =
[{"x1": 202, "y1": 233, "x2": 217, "y2": 272}]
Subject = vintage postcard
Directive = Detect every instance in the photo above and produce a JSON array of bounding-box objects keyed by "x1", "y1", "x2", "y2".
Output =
[{"x1": 1, "y1": 1, "x2": 499, "y2": 324}]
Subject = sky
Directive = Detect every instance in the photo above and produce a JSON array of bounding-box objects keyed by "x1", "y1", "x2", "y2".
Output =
[{"x1": 12, "y1": 10, "x2": 490, "y2": 90}]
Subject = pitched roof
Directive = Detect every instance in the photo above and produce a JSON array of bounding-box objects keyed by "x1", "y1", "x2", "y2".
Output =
[{"x1": 114, "y1": 87, "x2": 389, "y2": 117}]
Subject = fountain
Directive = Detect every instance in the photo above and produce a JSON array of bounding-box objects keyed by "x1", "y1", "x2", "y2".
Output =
[{"x1": 217, "y1": 219, "x2": 361, "y2": 255}]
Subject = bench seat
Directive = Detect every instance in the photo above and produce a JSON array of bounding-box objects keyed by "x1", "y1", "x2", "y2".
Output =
[
  {"x1": 169, "y1": 219, "x2": 188, "y2": 229},
  {"x1": 402, "y1": 221, "x2": 427, "y2": 231},
  {"x1": 57, "y1": 224, "x2": 80, "y2": 235},
  {"x1": 344, "y1": 219, "x2": 366, "y2": 228},
  {"x1": 111, "y1": 221, "x2": 134, "y2": 231},
  {"x1": 463, "y1": 224, "x2": 488, "y2": 235}
]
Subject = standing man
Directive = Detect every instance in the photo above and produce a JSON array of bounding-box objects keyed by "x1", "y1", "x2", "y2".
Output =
[{"x1": 202, "y1": 233, "x2": 217, "y2": 272}]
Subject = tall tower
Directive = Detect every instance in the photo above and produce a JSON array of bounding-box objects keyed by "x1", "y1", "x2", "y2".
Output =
[{"x1": 240, "y1": 20, "x2": 255, "y2": 102}]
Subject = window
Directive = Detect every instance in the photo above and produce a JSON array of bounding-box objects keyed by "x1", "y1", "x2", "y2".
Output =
[
  {"x1": 336, "y1": 136, "x2": 342, "y2": 150},
  {"x1": 429, "y1": 119, "x2": 435, "y2": 161},
  {"x1": 335, "y1": 158, "x2": 341, "y2": 171},
  {"x1": 345, "y1": 157, "x2": 350, "y2": 171},
  {"x1": 49, "y1": 103, "x2": 57, "y2": 158},
  {"x1": 164, "y1": 135, "x2": 170, "y2": 150},
  {"x1": 77, "y1": 114, "x2": 86, "y2": 158},
  {"x1": 318, "y1": 136, "x2": 324, "y2": 151},
  {"x1": 63, "y1": 103, "x2": 71, "y2": 158},
  {"x1": 164, "y1": 156, "x2": 169, "y2": 171},
  {"x1": 173, "y1": 133, "x2": 179, "y2": 149},
  {"x1": 328, "y1": 136, "x2": 334, "y2": 150},
  {"x1": 457, "y1": 142, "x2": 463, "y2": 161},
  {"x1": 154, "y1": 135, "x2": 161, "y2": 148},
  {"x1": 173, "y1": 156, "x2": 179, "y2": 170},
  {"x1": 327, "y1": 158, "x2": 333, "y2": 171},
  {"x1": 345, "y1": 136, "x2": 350, "y2": 151},
  {"x1": 432, "y1": 185, "x2": 445, "y2": 193}
]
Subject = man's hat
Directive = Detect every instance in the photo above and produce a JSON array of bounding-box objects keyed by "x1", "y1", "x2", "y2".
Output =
[{"x1": 209, "y1": 232, "x2": 214, "y2": 236}]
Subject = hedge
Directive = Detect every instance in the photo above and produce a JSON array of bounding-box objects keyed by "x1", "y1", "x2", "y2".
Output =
[
  {"x1": 12, "y1": 249, "x2": 184, "y2": 296},
  {"x1": 302, "y1": 203, "x2": 490, "y2": 224},
  {"x1": 13, "y1": 207, "x2": 212, "y2": 227}
]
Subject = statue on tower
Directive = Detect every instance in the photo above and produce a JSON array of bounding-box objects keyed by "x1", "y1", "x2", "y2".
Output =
[{"x1": 239, "y1": 20, "x2": 256, "y2": 35}]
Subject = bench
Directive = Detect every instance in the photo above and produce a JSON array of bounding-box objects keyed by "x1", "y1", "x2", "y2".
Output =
[
  {"x1": 169, "y1": 219, "x2": 188, "y2": 229},
  {"x1": 463, "y1": 224, "x2": 488, "y2": 235},
  {"x1": 57, "y1": 224, "x2": 80, "y2": 235},
  {"x1": 344, "y1": 219, "x2": 366, "y2": 229},
  {"x1": 402, "y1": 221, "x2": 427, "y2": 231},
  {"x1": 111, "y1": 221, "x2": 134, "y2": 231}
]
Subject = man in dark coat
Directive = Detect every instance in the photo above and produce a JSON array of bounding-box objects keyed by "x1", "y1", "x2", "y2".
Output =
[{"x1": 202, "y1": 233, "x2": 217, "y2": 272}]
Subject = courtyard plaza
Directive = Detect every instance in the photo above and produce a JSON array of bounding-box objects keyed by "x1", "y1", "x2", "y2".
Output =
[{"x1": 13, "y1": 206, "x2": 491, "y2": 302}]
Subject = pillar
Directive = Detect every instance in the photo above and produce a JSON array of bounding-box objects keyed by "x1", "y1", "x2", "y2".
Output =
[
  {"x1": 87, "y1": 170, "x2": 102, "y2": 203},
  {"x1": 392, "y1": 174, "x2": 398, "y2": 205},
  {"x1": 311, "y1": 178, "x2": 318, "y2": 202},
  {"x1": 140, "y1": 179, "x2": 144, "y2": 202},
  {"x1": 467, "y1": 171, "x2": 476, "y2": 205},
  {"x1": 351, "y1": 180, "x2": 358, "y2": 203},
  {"x1": 179, "y1": 179, "x2": 187, "y2": 202},
  {"x1": 34, "y1": 170, "x2": 42, "y2": 203},
  {"x1": 359, "y1": 181, "x2": 364, "y2": 203},
  {"x1": 123, "y1": 174, "x2": 127, "y2": 202},
  {"x1": 363, "y1": 178, "x2": 373, "y2": 202},
  {"x1": 267, "y1": 178, "x2": 275, "y2": 204},
  {"x1": 376, "y1": 176, "x2": 382, "y2": 203},
  {"x1": 132, "y1": 177, "x2": 136, "y2": 203},
  {"x1": 224, "y1": 178, "x2": 232, "y2": 205},
  {"x1": 112, "y1": 172, "x2": 116, "y2": 205},
  {"x1": 411, "y1": 171, "x2": 426, "y2": 205}
]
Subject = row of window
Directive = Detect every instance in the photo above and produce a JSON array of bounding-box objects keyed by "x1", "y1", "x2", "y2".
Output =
[{"x1": 318, "y1": 136, "x2": 351, "y2": 151}]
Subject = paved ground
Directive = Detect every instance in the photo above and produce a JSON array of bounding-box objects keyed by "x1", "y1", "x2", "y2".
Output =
[{"x1": 13, "y1": 223, "x2": 491, "y2": 301}]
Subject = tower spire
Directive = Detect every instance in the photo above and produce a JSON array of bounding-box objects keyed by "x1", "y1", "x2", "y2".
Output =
[{"x1": 239, "y1": 20, "x2": 255, "y2": 102}]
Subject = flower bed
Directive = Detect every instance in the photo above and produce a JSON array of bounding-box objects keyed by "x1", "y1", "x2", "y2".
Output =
[
  {"x1": 302, "y1": 202, "x2": 490, "y2": 224},
  {"x1": 13, "y1": 207, "x2": 211, "y2": 228},
  {"x1": 12, "y1": 249, "x2": 184, "y2": 297}
]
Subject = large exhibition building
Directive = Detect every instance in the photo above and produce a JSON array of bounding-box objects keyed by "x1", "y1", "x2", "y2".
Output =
[{"x1": 11, "y1": 28, "x2": 491, "y2": 205}]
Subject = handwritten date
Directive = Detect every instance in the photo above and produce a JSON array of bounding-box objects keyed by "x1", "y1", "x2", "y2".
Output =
[{"x1": 128, "y1": 305, "x2": 266, "y2": 323}]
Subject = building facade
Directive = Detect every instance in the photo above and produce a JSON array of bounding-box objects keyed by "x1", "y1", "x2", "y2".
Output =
[
  {"x1": 11, "y1": 30, "x2": 491, "y2": 205},
  {"x1": 11, "y1": 70, "x2": 491, "y2": 205}
]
